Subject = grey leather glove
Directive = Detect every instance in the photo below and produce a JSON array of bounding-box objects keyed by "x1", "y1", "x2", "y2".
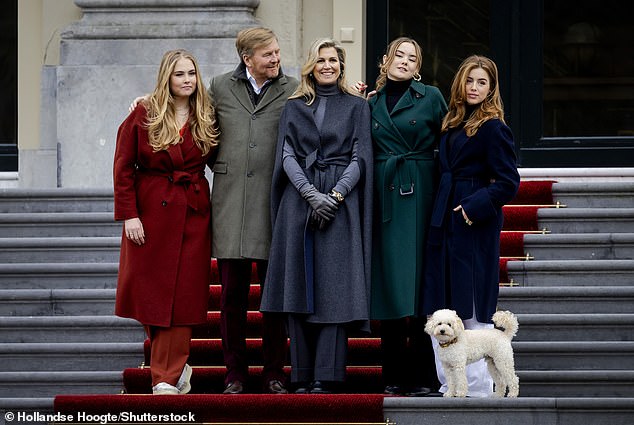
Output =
[
  {"x1": 302, "y1": 184, "x2": 338, "y2": 220},
  {"x1": 310, "y1": 210, "x2": 331, "y2": 231}
]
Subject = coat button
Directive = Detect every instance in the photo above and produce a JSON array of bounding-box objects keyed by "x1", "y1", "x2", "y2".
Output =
[
  {"x1": 247, "y1": 172, "x2": 254, "y2": 177},
  {"x1": 251, "y1": 114, "x2": 256, "y2": 120},
  {"x1": 162, "y1": 201, "x2": 167, "y2": 206},
  {"x1": 410, "y1": 120, "x2": 416, "y2": 125},
  {"x1": 415, "y1": 93, "x2": 422, "y2": 98},
  {"x1": 388, "y1": 184, "x2": 395, "y2": 191},
  {"x1": 249, "y1": 143, "x2": 256, "y2": 148},
  {"x1": 168, "y1": 176, "x2": 174, "y2": 182}
]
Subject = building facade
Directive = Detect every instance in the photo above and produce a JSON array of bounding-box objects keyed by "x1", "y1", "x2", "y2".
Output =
[{"x1": 2, "y1": 0, "x2": 633, "y2": 188}]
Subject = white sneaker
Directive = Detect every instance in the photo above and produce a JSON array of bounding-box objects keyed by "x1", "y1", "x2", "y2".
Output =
[
  {"x1": 152, "y1": 382, "x2": 179, "y2": 395},
  {"x1": 176, "y1": 363, "x2": 192, "y2": 394}
]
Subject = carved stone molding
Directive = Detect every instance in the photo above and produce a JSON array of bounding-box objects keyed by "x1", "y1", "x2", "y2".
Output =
[{"x1": 62, "y1": 0, "x2": 260, "y2": 39}]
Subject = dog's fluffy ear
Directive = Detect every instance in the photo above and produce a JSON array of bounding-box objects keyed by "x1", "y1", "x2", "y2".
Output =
[
  {"x1": 424, "y1": 314, "x2": 435, "y2": 335},
  {"x1": 452, "y1": 314, "x2": 465, "y2": 333}
]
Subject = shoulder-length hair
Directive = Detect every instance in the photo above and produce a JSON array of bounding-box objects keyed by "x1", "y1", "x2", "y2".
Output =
[
  {"x1": 289, "y1": 38, "x2": 354, "y2": 105},
  {"x1": 375, "y1": 37, "x2": 423, "y2": 92},
  {"x1": 145, "y1": 49, "x2": 219, "y2": 155},
  {"x1": 441, "y1": 55, "x2": 505, "y2": 136}
]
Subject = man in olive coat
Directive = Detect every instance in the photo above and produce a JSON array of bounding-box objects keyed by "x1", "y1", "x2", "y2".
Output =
[{"x1": 208, "y1": 27, "x2": 299, "y2": 394}]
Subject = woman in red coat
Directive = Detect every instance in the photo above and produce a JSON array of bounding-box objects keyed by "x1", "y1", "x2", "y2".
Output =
[{"x1": 113, "y1": 49, "x2": 219, "y2": 395}]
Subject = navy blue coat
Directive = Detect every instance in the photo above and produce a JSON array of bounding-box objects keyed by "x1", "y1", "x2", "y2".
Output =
[{"x1": 423, "y1": 118, "x2": 519, "y2": 323}]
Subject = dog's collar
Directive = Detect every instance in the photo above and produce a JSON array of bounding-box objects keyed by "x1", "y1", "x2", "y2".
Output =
[{"x1": 439, "y1": 338, "x2": 458, "y2": 348}]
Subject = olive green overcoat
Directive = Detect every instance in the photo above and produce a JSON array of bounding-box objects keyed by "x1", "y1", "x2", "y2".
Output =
[
  {"x1": 208, "y1": 67, "x2": 298, "y2": 260},
  {"x1": 368, "y1": 80, "x2": 447, "y2": 319}
]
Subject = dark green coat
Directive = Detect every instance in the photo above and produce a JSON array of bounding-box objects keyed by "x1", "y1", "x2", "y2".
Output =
[{"x1": 369, "y1": 80, "x2": 447, "y2": 320}]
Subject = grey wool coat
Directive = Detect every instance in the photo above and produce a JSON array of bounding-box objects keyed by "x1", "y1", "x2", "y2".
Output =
[
  {"x1": 260, "y1": 90, "x2": 374, "y2": 331},
  {"x1": 208, "y1": 65, "x2": 299, "y2": 260}
]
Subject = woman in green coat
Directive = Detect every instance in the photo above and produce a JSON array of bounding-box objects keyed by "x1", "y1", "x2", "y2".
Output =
[{"x1": 358, "y1": 37, "x2": 447, "y2": 396}]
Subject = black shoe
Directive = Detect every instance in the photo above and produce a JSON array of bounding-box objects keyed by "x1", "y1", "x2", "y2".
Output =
[
  {"x1": 383, "y1": 385, "x2": 404, "y2": 396},
  {"x1": 222, "y1": 380, "x2": 244, "y2": 394},
  {"x1": 310, "y1": 380, "x2": 335, "y2": 394},
  {"x1": 294, "y1": 382, "x2": 311, "y2": 394},
  {"x1": 265, "y1": 379, "x2": 288, "y2": 394},
  {"x1": 406, "y1": 386, "x2": 431, "y2": 397}
]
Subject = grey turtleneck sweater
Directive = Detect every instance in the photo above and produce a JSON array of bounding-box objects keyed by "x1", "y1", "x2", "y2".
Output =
[{"x1": 282, "y1": 83, "x2": 361, "y2": 197}]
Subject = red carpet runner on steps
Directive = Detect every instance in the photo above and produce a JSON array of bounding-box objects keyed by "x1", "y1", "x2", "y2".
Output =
[{"x1": 53, "y1": 180, "x2": 556, "y2": 423}]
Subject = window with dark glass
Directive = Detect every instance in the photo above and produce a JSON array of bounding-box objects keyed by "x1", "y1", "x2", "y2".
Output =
[
  {"x1": 0, "y1": 0, "x2": 18, "y2": 171},
  {"x1": 386, "y1": 0, "x2": 491, "y2": 101},
  {"x1": 543, "y1": 0, "x2": 634, "y2": 138}
]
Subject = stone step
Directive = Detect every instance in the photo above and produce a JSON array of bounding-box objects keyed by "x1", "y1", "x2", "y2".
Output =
[
  {"x1": 0, "y1": 237, "x2": 120, "y2": 263},
  {"x1": 0, "y1": 212, "x2": 120, "y2": 237},
  {"x1": 498, "y1": 286, "x2": 634, "y2": 313},
  {"x1": 0, "y1": 371, "x2": 122, "y2": 398},
  {"x1": 0, "y1": 289, "x2": 116, "y2": 316},
  {"x1": 384, "y1": 397, "x2": 634, "y2": 425},
  {"x1": 0, "y1": 316, "x2": 145, "y2": 343},
  {"x1": 2, "y1": 285, "x2": 632, "y2": 318},
  {"x1": 1, "y1": 312, "x2": 629, "y2": 344},
  {"x1": 1, "y1": 369, "x2": 631, "y2": 399},
  {"x1": 513, "y1": 341, "x2": 634, "y2": 370},
  {"x1": 0, "y1": 188, "x2": 113, "y2": 213},
  {"x1": 0, "y1": 343, "x2": 143, "y2": 371},
  {"x1": 514, "y1": 313, "x2": 634, "y2": 342},
  {"x1": 518, "y1": 370, "x2": 634, "y2": 398},
  {"x1": 0, "y1": 397, "x2": 54, "y2": 425},
  {"x1": 523, "y1": 233, "x2": 634, "y2": 260},
  {"x1": 0, "y1": 263, "x2": 118, "y2": 289},
  {"x1": 553, "y1": 182, "x2": 634, "y2": 208},
  {"x1": 539, "y1": 208, "x2": 634, "y2": 233},
  {"x1": 506, "y1": 259, "x2": 634, "y2": 287}
]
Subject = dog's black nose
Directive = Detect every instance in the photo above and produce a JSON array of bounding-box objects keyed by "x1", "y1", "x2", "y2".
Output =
[{"x1": 440, "y1": 329, "x2": 445, "y2": 334}]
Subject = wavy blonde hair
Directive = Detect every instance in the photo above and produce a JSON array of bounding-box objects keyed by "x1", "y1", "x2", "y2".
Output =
[
  {"x1": 441, "y1": 55, "x2": 505, "y2": 137},
  {"x1": 145, "y1": 49, "x2": 219, "y2": 155},
  {"x1": 289, "y1": 38, "x2": 354, "y2": 105},
  {"x1": 375, "y1": 37, "x2": 423, "y2": 92}
]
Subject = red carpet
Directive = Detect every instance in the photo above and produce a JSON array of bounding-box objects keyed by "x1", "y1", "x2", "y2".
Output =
[
  {"x1": 54, "y1": 394, "x2": 385, "y2": 423},
  {"x1": 53, "y1": 180, "x2": 555, "y2": 421},
  {"x1": 510, "y1": 180, "x2": 555, "y2": 205},
  {"x1": 122, "y1": 367, "x2": 384, "y2": 395},
  {"x1": 143, "y1": 338, "x2": 381, "y2": 368}
]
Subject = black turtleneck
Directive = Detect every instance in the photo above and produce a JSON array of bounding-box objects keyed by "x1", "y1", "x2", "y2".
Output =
[{"x1": 385, "y1": 78, "x2": 412, "y2": 113}]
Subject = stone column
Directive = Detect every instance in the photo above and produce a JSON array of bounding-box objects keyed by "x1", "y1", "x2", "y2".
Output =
[{"x1": 52, "y1": 0, "x2": 259, "y2": 188}]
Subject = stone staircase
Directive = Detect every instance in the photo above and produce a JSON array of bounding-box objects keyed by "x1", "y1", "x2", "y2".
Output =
[
  {"x1": 385, "y1": 181, "x2": 634, "y2": 424},
  {"x1": 0, "y1": 189, "x2": 144, "y2": 419},
  {"x1": 1, "y1": 182, "x2": 633, "y2": 425}
]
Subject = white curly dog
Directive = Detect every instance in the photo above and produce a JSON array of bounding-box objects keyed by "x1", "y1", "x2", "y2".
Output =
[{"x1": 425, "y1": 309, "x2": 520, "y2": 398}]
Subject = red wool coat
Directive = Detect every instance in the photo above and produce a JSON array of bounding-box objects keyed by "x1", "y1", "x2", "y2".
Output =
[{"x1": 113, "y1": 105, "x2": 215, "y2": 327}]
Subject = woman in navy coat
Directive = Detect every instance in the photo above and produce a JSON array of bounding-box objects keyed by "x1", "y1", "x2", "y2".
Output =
[{"x1": 423, "y1": 55, "x2": 520, "y2": 397}]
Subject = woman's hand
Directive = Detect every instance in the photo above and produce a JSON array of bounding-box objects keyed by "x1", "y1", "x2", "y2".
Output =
[
  {"x1": 353, "y1": 80, "x2": 367, "y2": 94},
  {"x1": 124, "y1": 217, "x2": 146, "y2": 245},
  {"x1": 352, "y1": 81, "x2": 377, "y2": 99},
  {"x1": 453, "y1": 205, "x2": 473, "y2": 226},
  {"x1": 129, "y1": 95, "x2": 149, "y2": 113}
]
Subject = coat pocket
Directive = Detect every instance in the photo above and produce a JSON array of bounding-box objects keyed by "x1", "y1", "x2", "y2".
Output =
[{"x1": 212, "y1": 161, "x2": 227, "y2": 174}]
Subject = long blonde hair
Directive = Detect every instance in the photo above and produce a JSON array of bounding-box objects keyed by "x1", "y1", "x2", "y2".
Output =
[
  {"x1": 145, "y1": 49, "x2": 219, "y2": 155},
  {"x1": 289, "y1": 38, "x2": 354, "y2": 105},
  {"x1": 375, "y1": 37, "x2": 423, "y2": 92},
  {"x1": 441, "y1": 55, "x2": 505, "y2": 137}
]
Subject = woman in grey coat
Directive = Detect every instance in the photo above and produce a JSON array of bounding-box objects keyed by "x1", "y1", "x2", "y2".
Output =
[{"x1": 260, "y1": 38, "x2": 373, "y2": 394}]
